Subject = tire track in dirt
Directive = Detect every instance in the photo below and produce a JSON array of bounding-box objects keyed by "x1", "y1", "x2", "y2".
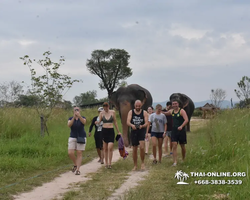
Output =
[
  {"x1": 108, "y1": 170, "x2": 149, "y2": 200},
  {"x1": 13, "y1": 150, "x2": 124, "y2": 200}
]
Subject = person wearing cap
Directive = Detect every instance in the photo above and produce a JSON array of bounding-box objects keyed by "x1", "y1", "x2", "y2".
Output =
[
  {"x1": 89, "y1": 107, "x2": 104, "y2": 164},
  {"x1": 97, "y1": 102, "x2": 121, "y2": 169}
]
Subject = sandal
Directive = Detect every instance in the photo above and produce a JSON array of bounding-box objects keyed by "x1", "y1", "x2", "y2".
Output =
[
  {"x1": 75, "y1": 170, "x2": 81, "y2": 175},
  {"x1": 153, "y1": 160, "x2": 157, "y2": 164},
  {"x1": 108, "y1": 165, "x2": 112, "y2": 169},
  {"x1": 72, "y1": 165, "x2": 77, "y2": 173}
]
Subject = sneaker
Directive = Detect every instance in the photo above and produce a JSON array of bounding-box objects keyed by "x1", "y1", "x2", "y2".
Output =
[{"x1": 170, "y1": 152, "x2": 173, "y2": 155}]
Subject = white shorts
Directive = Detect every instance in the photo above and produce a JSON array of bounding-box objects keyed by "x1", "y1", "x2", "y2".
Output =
[{"x1": 68, "y1": 137, "x2": 87, "y2": 151}]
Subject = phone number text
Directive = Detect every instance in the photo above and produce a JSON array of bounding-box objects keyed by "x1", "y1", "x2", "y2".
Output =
[{"x1": 194, "y1": 180, "x2": 242, "y2": 185}]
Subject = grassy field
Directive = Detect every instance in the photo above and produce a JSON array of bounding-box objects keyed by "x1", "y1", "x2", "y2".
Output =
[
  {"x1": 1, "y1": 108, "x2": 250, "y2": 200},
  {"x1": 123, "y1": 109, "x2": 250, "y2": 200},
  {"x1": 0, "y1": 107, "x2": 121, "y2": 200},
  {"x1": 61, "y1": 109, "x2": 250, "y2": 200}
]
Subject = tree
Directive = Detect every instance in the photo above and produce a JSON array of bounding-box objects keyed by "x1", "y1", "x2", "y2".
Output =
[
  {"x1": 234, "y1": 76, "x2": 250, "y2": 107},
  {"x1": 0, "y1": 81, "x2": 24, "y2": 103},
  {"x1": 14, "y1": 94, "x2": 40, "y2": 107},
  {"x1": 73, "y1": 90, "x2": 98, "y2": 106},
  {"x1": 20, "y1": 51, "x2": 80, "y2": 136},
  {"x1": 210, "y1": 88, "x2": 226, "y2": 108},
  {"x1": 86, "y1": 49, "x2": 132, "y2": 98}
]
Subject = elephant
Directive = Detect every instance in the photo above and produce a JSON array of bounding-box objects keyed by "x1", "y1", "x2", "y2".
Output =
[
  {"x1": 110, "y1": 84, "x2": 153, "y2": 147},
  {"x1": 169, "y1": 93, "x2": 195, "y2": 132}
]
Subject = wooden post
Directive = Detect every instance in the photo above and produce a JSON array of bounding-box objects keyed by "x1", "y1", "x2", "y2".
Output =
[{"x1": 40, "y1": 115, "x2": 45, "y2": 137}]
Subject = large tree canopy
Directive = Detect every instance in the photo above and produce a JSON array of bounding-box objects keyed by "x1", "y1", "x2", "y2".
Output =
[{"x1": 86, "y1": 49, "x2": 132, "y2": 97}]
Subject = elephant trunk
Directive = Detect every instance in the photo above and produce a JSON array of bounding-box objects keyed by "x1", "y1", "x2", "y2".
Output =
[{"x1": 119, "y1": 101, "x2": 132, "y2": 147}]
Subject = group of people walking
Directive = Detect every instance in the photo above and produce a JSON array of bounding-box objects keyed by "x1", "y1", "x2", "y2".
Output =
[{"x1": 67, "y1": 99, "x2": 189, "y2": 175}]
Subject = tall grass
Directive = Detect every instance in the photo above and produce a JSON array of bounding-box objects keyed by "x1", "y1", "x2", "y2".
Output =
[{"x1": 0, "y1": 107, "x2": 110, "y2": 199}]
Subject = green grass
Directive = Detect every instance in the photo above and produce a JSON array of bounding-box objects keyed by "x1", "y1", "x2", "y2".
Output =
[
  {"x1": 0, "y1": 107, "x2": 121, "y2": 200},
  {"x1": 1, "y1": 108, "x2": 249, "y2": 200},
  {"x1": 61, "y1": 159, "x2": 133, "y2": 200},
  {"x1": 123, "y1": 109, "x2": 250, "y2": 200}
]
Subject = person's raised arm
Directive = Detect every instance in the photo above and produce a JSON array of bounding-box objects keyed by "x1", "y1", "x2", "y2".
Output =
[
  {"x1": 113, "y1": 110, "x2": 121, "y2": 135},
  {"x1": 68, "y1": 117, "x2": 74, "y2": 127},
  {"x1": 75, "y1": 111, "x2": 86, "y2": 125},
  {"x1": 88, "y1": 117, "x2": 96, "y2": 136},
  {"x1": 163, "y1": 109, "x2": 173, "y2": 116},
  {"x1": 179, "y1": 109, "x2": 189, "y2": 130}
]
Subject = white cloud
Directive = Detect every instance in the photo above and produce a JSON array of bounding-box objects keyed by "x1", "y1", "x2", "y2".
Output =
[
  {"x1": 18, "y1": 40, "x2": 37, "y2": 46},
  {"x1": 169, "y1": 24, "x2": 210, "y2": 40}
]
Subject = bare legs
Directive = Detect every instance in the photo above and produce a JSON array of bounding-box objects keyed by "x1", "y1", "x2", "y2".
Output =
[
  {"x1": 68, "y1": 149, "x2": 83, "y2": 172},
  {"x1": 145, "y1": 134, "x2": 151, "y2": 154},
  {"x1": 164, "y1": 136, "x2": 172, "y2": 155},
  {"x1": 151, "y1": 137, "x2": 163, "y2": 163},
  {"x1": 132, "y1": 146, "x2": 138, "y2": 170},
  {"x1": 132, "y1": 141, "x2": 145, "y2": 170},
  {"x1": 151, "y1": 137, "x2": 157, "y2": 161},
  {"x1": 172, "y1": 142, "x2": 178, "y2": 164},
  {"x1": 180, "y1": 144, "x2": 186, "y2": 161},
  {"x1": 103, "y1": 141, "x2": 114, "y2": 167},
  {"x1": 97, "y1": 148, "x2": 104, "y2": 163},
  {"x1": 172, "y1": 142, "x2": 186, "y2": 165}
]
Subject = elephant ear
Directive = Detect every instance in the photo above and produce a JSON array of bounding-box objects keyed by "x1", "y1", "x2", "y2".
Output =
[
  {"x1": 181, "y1": 94, "x2": 189, "y2": 108},
  {"x1": 109, "y1": 91, "x2": 119, "y2": 110},
  {"x1": 136, "y1": 89, "x2": 147, "y2": 107}
]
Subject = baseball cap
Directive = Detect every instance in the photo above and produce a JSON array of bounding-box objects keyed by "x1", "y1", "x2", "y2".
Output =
[{"x1": 98, "y1": 107, "x2": 104, "y2": 112}]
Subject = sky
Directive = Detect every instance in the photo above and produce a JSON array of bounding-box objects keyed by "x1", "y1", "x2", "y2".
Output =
[{"x1": 1, "y1": 0, "x2": 250, "y2": 103}]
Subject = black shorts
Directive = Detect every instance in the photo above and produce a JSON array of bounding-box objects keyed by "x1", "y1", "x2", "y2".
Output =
[
  {"x1": 94, "y1": 131, "x2": 103, "y2": 149},
  {"x1": 102, "y1": 128, "x2": 115, "y2": 143},
  {"x1": 171, "y1": 128, "x2": 187, "y2": 144},
  {"x1": 131, "y1": 129, "x2": 145, "y2": 146},
  {"x1": 151, "y1": 132, "x2": 164, "y2": 139}
]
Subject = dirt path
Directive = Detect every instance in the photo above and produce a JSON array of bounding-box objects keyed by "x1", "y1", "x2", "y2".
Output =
[
  {"x1": 13, "y1": 147, "x2": 147, "y2": 200},
  {"x1": 108, "y1": 170, "x2": 149, "y2": 200},
  {"x1": 13, "y1": 150, "x2": 123, "y2": 200}
]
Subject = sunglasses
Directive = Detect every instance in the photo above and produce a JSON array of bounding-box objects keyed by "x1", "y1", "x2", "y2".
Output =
[{"x1": 74, "y1": 109, "x2": 79, "y2": 112}]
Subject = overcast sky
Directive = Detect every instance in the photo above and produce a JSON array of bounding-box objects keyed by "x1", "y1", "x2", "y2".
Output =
[{"x1": 1, "y1": 0, "x2": 249, "y2": 103}]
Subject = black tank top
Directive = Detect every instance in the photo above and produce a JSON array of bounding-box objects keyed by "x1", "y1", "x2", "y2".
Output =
[
  {"x1": 172, "y1": 109, "x2": 184, "y2": 128},
  {"x1": 131, "y1": 109, "x2": 145, "y2": 125}
]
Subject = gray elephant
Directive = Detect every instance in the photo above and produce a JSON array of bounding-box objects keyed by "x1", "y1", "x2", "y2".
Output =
[
  {"x1": 110, "y1": 84, "x2": 153, "y2": 147},
  {"x1": 169, "y1": 93, "x2": 195, "y2": 132}
]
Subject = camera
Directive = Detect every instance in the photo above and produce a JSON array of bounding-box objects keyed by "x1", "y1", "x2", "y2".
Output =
[{"x1": 135, "y1": 124, "x2": 140, "y2": 129}]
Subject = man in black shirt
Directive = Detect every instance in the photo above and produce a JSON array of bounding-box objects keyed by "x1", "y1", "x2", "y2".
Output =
[{"x1": 127, "y1": 100, "x2": 148, "y2": 171}]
